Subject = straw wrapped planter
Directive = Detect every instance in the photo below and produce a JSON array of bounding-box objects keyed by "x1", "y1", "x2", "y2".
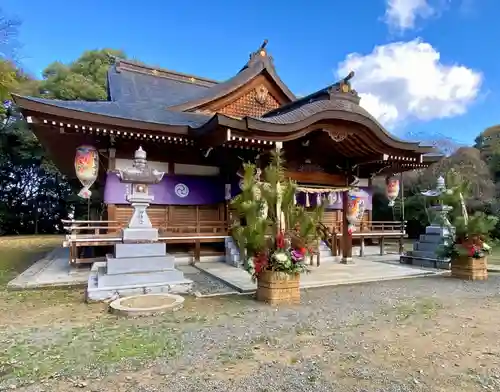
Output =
[
  {"x1": 256, "y1": 271, "x2": 300, "y2": 305},
  {"x1": 451, "y1": 256, "x2": 488, "y2": 281}
]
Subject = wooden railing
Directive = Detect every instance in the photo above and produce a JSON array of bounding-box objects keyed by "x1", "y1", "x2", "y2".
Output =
[
  {"x1": 62, "y1": 220, "x2": 122, "y2": 235},
  {"x1": 62, "y1": 218, "x2": 229, "y2": 265},
  {"x1": 163, "y1": 220, "x2": 228, "y2": 236},
  {"x1": 326, "y1": 220, "x2": 405, "y2": 234},
  {"x1": 318, "y1": 221, "x2": 406, "y2": 257},
  {"x1": 62, "y1": 219, "x2": 228, "y2": 236}
]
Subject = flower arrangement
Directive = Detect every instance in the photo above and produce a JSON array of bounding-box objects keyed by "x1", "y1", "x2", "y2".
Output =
[
  {"x1": 437, "y1": 208, "x2": 497, "y2": 261},
  {"x1": 245, "y1": 231, "x2": 312, "y2": 281},
  {"x1": 231, "y1": 149, "x2": 325, "y2": 282},
  {"x1": 441, "y1": 231, "x2": 493, "y2": 260}
]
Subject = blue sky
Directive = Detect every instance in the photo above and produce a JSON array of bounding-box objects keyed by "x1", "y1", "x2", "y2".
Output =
[{"x1": 3, "y1": 0, "x2": 499, "y2": 144}]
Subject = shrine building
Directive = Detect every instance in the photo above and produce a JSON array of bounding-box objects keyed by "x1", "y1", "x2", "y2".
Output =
[{"x1": 12, "y1": 41, "x2": 440, "y2": 265}]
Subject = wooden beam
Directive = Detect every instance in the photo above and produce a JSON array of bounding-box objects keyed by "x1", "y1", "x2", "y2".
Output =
[{"x1": 285, "y1": 171, "x2": 346, "y2": 186}]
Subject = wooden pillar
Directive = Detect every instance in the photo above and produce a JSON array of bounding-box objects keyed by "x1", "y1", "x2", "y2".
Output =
[
  {"x1": 341, "y1": 190, "x2": 353, "y2": 264},
  {"x1": 107, "y1": 147, "x2": 116, "y2": 171},
  {"x1": 359, "y1": 236, "x2": 365, "y2": 257},
  {"x1": 105, "y1": 147, "x2": 117, "y2": 230}
]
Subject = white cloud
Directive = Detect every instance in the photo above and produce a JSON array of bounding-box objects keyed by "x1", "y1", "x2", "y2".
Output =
[
  {"x1": 385, "y1": 0, "x2": 435, "y2": 31},
  {"x1": 336, "y1": 39, "x2": 482, "y2": 130}
]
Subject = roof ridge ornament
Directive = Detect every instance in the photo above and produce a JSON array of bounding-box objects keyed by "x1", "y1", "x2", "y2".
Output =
[
  {"x1": 247, "y1": 39, "x2": 274, "y2": 68},
  {"x1": 328, "y1": 71, "x2": 360, "y2": 104}
]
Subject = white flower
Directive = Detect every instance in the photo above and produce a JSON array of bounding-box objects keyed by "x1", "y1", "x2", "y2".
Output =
[
  {"x1": 274, "y1": 252, "x2": 288, "y2": 262},
  {"x1": 483, "y1": 243, "x2": 491, "y2": 251}
]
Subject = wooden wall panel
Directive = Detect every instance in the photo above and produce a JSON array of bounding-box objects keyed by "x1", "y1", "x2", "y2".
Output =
[{"x1": 112, "y1": 204, "x2": 225, "y2": 229}]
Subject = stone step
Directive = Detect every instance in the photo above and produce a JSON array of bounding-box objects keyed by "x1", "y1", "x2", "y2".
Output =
[
  {"x1": 409, "y1": 250, "x2": 442, "y2": 259},
  {"x1": 97, "y1": 267, "x2": 187, "y2": 288},
  {"x1": 106, "y1": 254, "x2": 176, "y2": 275},
  {"x1": 419, "y1": 234, "x2": 445, "y2": 243},
  {"x1": 174, "y1": 254, "x2": 225, "y2": 265},
  {"x1": 400, "y1": 255, "x2": 450, "y2": 270},
  {"x1": 414, "y1": 242, "x2": 443, "y2": 252},
  {"x1": 114, "y1": 243, "x2": 165, "y2": 259}
]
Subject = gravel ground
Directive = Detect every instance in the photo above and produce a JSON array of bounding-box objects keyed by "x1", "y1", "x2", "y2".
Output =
[
  {"x1": 178, "y1": 265, "x2": 237, "y2": 295},
  {"x1": 2, "y1": 273, "x2": 500, "y2": 392}
]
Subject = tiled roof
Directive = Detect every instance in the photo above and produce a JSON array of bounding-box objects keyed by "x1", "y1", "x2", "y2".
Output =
[
  {"x1": 107, "y1": 65, "x2": 212, "y2": 107},
  {"x1": 22, "y1": 96, "x2": 212, "y2": 127}
]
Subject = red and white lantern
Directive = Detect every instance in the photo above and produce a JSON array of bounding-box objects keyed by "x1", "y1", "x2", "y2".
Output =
[
  {"x1": 346, "y1": 191, "x2": 366, "y2": 234},
  {"x1": 74, "y1": 145, "x2": 99, "y2": 199},
  {"x1": 386, "y1": 177, "x2": 400, "y2": 207}
]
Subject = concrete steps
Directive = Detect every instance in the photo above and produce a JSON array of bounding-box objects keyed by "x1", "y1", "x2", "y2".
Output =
[
  {"x1": 400, "y1": 255, "x2": 450, "y2": 270},
  {"x1": 225, "y1": 237, "x2": 241, "y2": 267},
  {"x1": 173, "y1": 253, "x2": 225, "y2": 265}
]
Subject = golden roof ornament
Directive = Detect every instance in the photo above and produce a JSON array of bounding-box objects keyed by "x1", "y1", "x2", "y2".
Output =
[
  {"x1": 247, "y1": 39, "x2": 273, "y2": 68},
  {"x1": 328, "y1": 71, "x2": 360, "y2": 104},
  {"x1": 339, "y1": 71, "x2": 355, "y2": 93}
]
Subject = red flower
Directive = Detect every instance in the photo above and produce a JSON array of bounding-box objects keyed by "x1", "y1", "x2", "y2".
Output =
[
  {"x1": 299, "y1": 247, "x2": 307, "y2": 255},
  {"x1": 253, "y1": 253, "x2": 268, "y2": 276},
  {"x1": 276, "y1": 231, "x2": 285, "y2": 249}
]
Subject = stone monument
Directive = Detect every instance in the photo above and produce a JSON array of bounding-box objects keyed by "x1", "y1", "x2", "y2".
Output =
[
  {"x1": 400, "y1": 176, "x2": 454, "y2": 269},
  {"x1": 86, "y1": 147, "x2": 193, "y2": 301}
]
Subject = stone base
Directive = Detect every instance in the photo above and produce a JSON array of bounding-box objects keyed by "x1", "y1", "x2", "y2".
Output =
[
  {"x1": 400, "y1": 255, "x2": 450, "y2": 270},
  {"x1": 115, "y1": 242, "x2": 165, "y2": 258},
  {"x1": 86, "y1": 262, "x2": 193, "y2": 302},
  {"x1": 122, "y1": 227, "x2": 159, "y2": 242},
  {"x1": 106, "y1": 253, "x2": 176, "y2": 275}
]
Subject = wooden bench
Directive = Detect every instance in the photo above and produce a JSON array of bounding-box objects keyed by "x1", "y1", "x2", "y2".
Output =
[{"x1": 318, "y1": 221, "x2": 406, "y2": 257}]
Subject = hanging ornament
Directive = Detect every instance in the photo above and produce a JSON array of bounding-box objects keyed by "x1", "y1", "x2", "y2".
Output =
[
  {"x1": 346, "y1": 191, "x2": 365, "y2": 233},
  {"x1": 316, "y1": 193, "x2": 321, "y2": 205},
  {"x1": 386, "y1": 177, "x2": 400, "y2": 207},
  {"x1": 305, "y1": 193, "x2": 310, "y2": 207},
  {"x1": 329, "y1": 191, "x2": 339, "y2": 205},
  {"x1": 74, "y1": 145, "x2": 99, "y2": 199},
  {"x1": 225, "y1": 184, "x2": 232, "y2": 201}
]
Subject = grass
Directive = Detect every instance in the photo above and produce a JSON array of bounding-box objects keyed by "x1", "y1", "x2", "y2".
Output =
[
  {"x1": 0, "y1": 235, "x2": 62, "y2": 287},
  {"x1": 0, "y1": 235, "x2": 186, "y2": 382},
  {"x1": 0, "y1": 319, "x2": 183, "y2": 380},
  {"x1": 381, "y1": 297, "x2": 442, "y2": 322}
]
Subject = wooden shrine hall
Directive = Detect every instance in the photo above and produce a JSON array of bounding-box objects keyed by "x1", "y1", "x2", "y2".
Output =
[{"x1": 13, "y1": 40, "x2": 440, "y2": 265}]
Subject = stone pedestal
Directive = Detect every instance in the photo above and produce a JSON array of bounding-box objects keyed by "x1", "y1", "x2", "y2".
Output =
[
  {"x1": 85, "y1": 146, "x2": 192, "y2": 302},
  {"x1": 87, "y1": 242, "x2": 193, "y2": 301},
  {"x1": 400, "y1": 207, "x2": 454, "y2": 269}
]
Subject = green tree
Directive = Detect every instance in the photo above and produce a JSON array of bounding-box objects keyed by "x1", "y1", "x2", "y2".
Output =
[{"x1": 41, "y1": 49, "x2": 126, "y2": 101}]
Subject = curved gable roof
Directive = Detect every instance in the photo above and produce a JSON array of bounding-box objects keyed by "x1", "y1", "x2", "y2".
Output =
[{"x1": 167, "y1": 42, "x2": 296, "y2": 111}]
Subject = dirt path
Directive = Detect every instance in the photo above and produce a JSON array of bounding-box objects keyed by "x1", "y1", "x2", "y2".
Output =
[{"x1": 1, "y1": 276, "x2": 500, "y2": 391}]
